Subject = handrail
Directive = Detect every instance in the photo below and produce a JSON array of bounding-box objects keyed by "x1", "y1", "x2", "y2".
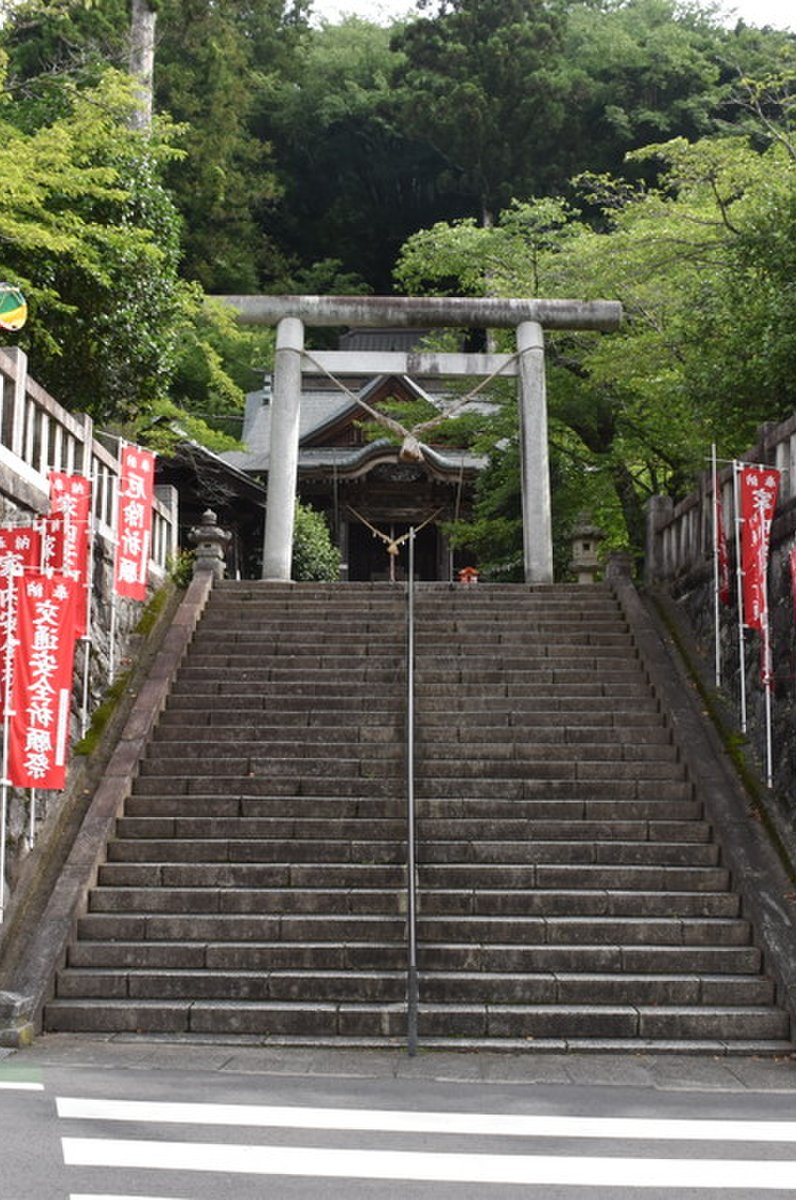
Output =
[{"x1": 405, "y1": 527, "x2": 418, "y2": 1056}]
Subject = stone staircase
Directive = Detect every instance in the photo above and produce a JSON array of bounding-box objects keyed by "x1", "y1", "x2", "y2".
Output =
[{"x1": 44, "y1": 581, "x2": 792, "y2": 1051}]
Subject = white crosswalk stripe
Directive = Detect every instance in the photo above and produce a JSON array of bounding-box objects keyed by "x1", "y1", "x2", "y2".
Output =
[
  {"x1": 54, "y1": 1098, "x2": 796, "y2": 1143},
  {"x1": 59, "y1": 1097, "x2": 796, "y2": 1196}
]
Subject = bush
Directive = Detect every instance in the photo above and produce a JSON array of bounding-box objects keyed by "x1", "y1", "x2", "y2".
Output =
[{"x1": 291, "y1": 502, "x2": 341, "y2": 582}]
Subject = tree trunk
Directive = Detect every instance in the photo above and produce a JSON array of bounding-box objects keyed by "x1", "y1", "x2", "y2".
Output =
[{"x1": 129, "y1": 0, "x2": 157, "y2": 130}]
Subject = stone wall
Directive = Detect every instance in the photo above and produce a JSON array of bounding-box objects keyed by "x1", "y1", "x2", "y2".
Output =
[
  {"x1": 647, "y1": 427, "x2": 796, "y2": 841},
  {"x1": 0, "y1": 348, "x2": 179, "y2": 914},
  {"x1": 0, "y1": 493, "x2": 167, "y2": 911}
]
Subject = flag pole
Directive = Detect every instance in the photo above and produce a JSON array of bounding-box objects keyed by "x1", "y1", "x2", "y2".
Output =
[
  {"x1": 732, "y1": 461, "x2": 748, "y2": 733},
  {"x1": 80, "y1": 501, "x2": 97, "y2": 737},
  {"x1": 28, "y1": 788, "x2": 36, "y2": 850},
  {"x1": 0, "y1": 571, "x2": 15, "y2": 925},
  {"x1": 711, "y1": 444, "x2": 721, "y2": 689},
  {"x1": 762, "y1": 611, "x2": 774, "y2": 788},
  {"x1": 108, "y1": 446, "x2": 123, "y2": 684}
]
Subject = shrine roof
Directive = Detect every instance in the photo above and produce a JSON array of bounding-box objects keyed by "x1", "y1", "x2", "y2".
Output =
[{"x1": 220, "y1": 375, "x2": 486, "y2": 477}]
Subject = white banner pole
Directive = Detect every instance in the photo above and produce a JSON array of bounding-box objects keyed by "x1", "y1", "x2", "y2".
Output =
[
  {"x1": 732, "y1": 461, "x2": 748, "y2": 733},
  {"x1": 762, "y1": 613, "x2": 774, "y2": 788},
  {"x1": 711, "y1": 444, "x2": 721, "y2": 689},
  {"x1": 80, "y1": 494, "x2": 97, "y2": 737},
  {"x1": 1, "y1": 571, "x2": 16, "y2": 925},
  {"x1": 108, "y1": 444, "x2": 123, "y2": 684},
  {"x1": 28, "y1": 788, "x2": 36, "y2": 850}
]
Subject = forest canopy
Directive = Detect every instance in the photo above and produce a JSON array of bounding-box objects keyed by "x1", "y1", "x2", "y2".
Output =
[{"x1": 0, "y1": 0, "x2": 794, "y2": 571}]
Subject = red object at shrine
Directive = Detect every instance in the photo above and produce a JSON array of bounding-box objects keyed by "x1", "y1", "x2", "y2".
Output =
[{"x1": 7, "y1": 573, "x2": 79, "y2": 790}]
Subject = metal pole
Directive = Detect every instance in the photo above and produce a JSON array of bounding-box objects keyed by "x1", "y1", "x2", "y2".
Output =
[
  {"x1": 80, "y1": 489, "x2": 97, "y2": 737},
  {"x1": 406, "y1": 527, "x2": 418, "y2": 1056},
  {"x1": 109, "y1": 452, "x2": 121, "y2": 683},
  {"x1": 1, "y1": 571, "x2": 15, "y2": 924},
  {"x1": 763, "y1": 614, "x2": 774, "y2": 788},
  {"x1": 28, "y1": 788, "x2": 36, "y2": 851},
  {"x1": 711, "y1": 445, "x2": 721, "y2": 690}
]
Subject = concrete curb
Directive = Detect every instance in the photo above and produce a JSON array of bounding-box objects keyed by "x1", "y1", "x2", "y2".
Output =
[
  {"x1": 610, "y1": 571, "x2": 796, "y2": 1036},
  {"x1": 0, "y1": 571, "x2": 215, "y2": 1047}
]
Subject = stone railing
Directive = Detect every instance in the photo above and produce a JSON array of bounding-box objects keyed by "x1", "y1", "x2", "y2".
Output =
[
  {"x1": 0, "y1": 345, "x2": 180, "y2": 908},
  {"x1": 0, "y1": 346, "x2": 178, "y2": 573},
  {"x1": 645, "y1": 412, "x2": 796, "y2": 813},
  {"x1": 646, "y1": 415, "x2": 796, "y2": 587}
]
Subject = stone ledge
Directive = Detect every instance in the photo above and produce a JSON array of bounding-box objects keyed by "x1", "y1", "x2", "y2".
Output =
[{"x1": 610, "y1": 573, "x2": 796, "y2": 1041}]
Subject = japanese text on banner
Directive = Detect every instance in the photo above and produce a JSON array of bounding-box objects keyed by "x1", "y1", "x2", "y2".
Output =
[
  {"x1": 7, "y1": 574, "x2": 78, "y2": 791},
  {"x1": 739, "y1": 467, "x2": 780, "y2": 631},
  {"x1": 0, "y1": 526, "x2": 42, "y2": 718},
  {"x1": 48, "y1": 471, "x2": 92, "y2": 637},
  {"x1": 114, "y1": 447, "x2": 155, "y2": 601}
]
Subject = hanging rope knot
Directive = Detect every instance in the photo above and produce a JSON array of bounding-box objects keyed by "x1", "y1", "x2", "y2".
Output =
[{"x1": 399, "y1": 434, "x2": 424, "y2": 464}]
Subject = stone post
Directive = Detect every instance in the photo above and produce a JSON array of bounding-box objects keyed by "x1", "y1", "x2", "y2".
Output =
[
  {"x1": 262, "y1": 317, "x2": 304, "y2": 580},
  {"x1": 644, "y1": 494, "x2": 674, "y2": 587},
  {"x1": 189, "y1": 509, "x2": 231, "y2": 580},
  {"x1": 516, "y1": 320, "x2": 553, "y2": 584}
]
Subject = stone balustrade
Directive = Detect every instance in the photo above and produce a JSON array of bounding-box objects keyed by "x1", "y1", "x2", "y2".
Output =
[{"x1": 0, "y1": 346, "x2": 177, "y2": 575}]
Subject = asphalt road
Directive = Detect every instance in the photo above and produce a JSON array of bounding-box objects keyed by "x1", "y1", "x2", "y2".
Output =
[{"x1": 1, "y1": 1037, "x2": 795, "y2": 1199}]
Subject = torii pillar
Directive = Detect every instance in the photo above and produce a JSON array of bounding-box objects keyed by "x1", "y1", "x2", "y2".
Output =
[{"x1": 215, "y1": 295, "x2": 622, "y2": 583}]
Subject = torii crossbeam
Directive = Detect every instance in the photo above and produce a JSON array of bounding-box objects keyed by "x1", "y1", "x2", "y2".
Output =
[{"x1": 216, "y1": 294, "x2": 623, "y2": 583}]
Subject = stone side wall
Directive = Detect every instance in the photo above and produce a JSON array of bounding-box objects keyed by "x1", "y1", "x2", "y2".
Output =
[
  {"x1": 649, "y1": 476, "x2": 796, "y2": 839},
  {"x1": 0, "y1": 348, "x2": 179, "y2": 913},
  {"x1": 0, "y1": 490, "x2": 162, "y2": 909}
]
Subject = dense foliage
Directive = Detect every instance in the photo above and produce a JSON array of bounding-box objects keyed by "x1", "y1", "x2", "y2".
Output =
[{"x1": 0, "y1": 0, "x2": 794, "y2": 573}]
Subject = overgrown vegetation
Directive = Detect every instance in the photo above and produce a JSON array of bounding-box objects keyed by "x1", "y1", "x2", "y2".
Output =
[
  {"x1": 291, "y1": 502, "x2": 341, "y2": 582},
  {"x1": 1, "y1": 0, "x2": 794, "y2": 576}
]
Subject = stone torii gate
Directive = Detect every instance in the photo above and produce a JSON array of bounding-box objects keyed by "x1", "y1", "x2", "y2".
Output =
[{"x1": 217, "y1": 295, "x2": 622, "y2": 583}]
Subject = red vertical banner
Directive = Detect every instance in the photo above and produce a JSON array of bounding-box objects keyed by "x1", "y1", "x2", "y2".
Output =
[
  {"x1": 0, "y1": 526, "x2": 42, "y2": 718},
  {"x1": 739, "y1": 467, "x2": 780, "y2": 631},
  {"x1": 114, "y1": 446, "x2": 155, "y2": 601},
  {"x1": 7, "y1": 574, "x2": 78, "y2": 790},
  {"x1": 790, "y1": 545, "x2": 796, "y2": 625},
  {"x1": 48, "y1": 471, "x2": 92, "y2": 637}
]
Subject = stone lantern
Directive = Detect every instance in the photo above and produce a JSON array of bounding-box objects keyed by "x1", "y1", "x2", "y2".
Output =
[
  {"x1": 570, "y1": 515, "x2": 604, "y2": 584},
  {"x1": 188, "y1": 508, "x2": 232, "y2": 580}
]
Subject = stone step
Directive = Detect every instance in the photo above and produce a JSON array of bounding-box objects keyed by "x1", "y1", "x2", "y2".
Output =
[
  {"x1": 54, "y1": 968, "x2": 407, "y2": 1003},
  {"x1": 415, "y1": 779, "x2": 694, "y2": 800},
  {"x1": 96, "y1": 860, "x2": 729, "y2": 892},
  {"x1": 73, "y1": 911, "x2": 752, "y2": 947},
  {"x1": 419, "y1": 972, "x2": 775, "y2": 1006},
  {"x1": 419, "y1": 840, "x2": 720, "y2": 865},
  {"x1": 113, "y1": 815, "x2": 712, "y2": 844},
  {"x1": 86, "y1": 886, "x2": 738, "y2": 919},
  {"x1": 64, "y1": 938, "x2": 765, "y2": 975},
  {"x1": 159, "y1": 694, "x2": 662, "y2": 717},
  {"x1": 106, "y1": 837, "x2": 407, "y2": 864},
  {"x1": 52, "y1": 968, "x2": 774, "y2": 1008},
  {"x1": 42, "y1": 998, "x2": 791, "y2": 1042},
  {"x1": 43, "y1": 579, "x2": 790, "y2": 1053},
  {"x1": 122, "y1": 795, "x2": 704, "y2": 821},
  {"x1": 105, "y1": 837, "x2": 719, "y2": 867},
  {"x1": 154, "y1": 708, "x2": 667, "y2": 732}
]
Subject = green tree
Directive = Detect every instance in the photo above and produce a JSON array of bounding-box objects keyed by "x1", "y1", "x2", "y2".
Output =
[
  {"x1": 292, "y1": 502, "x2": 341, "y2": 581},
  {"x1": 0, "y1": 68, "x2": 188, "y2": 421},
  {"x1": 391, "y1": 0, "x2": 566, "y2": 225},
  {"x1": 259, "y1": 15, "x2": 454, "y2": 292},
  {"x1": 395, "y1": 123, "x2": 796, "y2": 567},
  {"x1": 153, "y1": 0, "x2": 292, "y2": 292}
]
